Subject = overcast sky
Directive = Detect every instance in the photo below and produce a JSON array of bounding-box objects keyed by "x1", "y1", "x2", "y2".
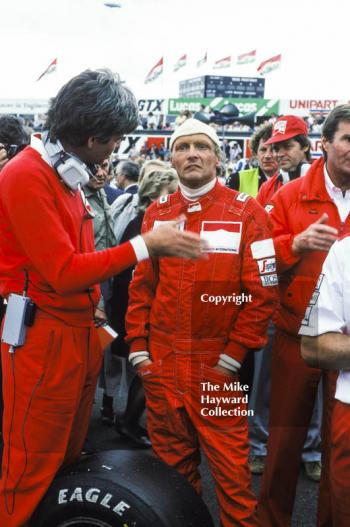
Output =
[{"x1": 1, "y1": 0, "x2": 348, "y2": 101}]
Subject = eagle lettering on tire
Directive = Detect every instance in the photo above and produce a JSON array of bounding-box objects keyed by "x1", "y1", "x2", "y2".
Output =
[{"x1": 58, "y1": 486, "x2": 131, "y2": 518}]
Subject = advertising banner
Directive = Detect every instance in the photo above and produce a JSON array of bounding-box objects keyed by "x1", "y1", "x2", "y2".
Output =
[
  {"x1": 280, "y1": 99, "x2": 350, "y2": 115},
  {"x1": 0, "y1": 99, "x2": 49, "y2": 115},
  {"x1": 137, "y1": 99, "x2": 166, "y2": 114},
  {"x1": 167, "y1": 97, "x2": 280, "y2": 116}
]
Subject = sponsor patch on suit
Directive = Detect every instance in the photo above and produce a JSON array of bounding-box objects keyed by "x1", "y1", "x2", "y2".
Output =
[{"x1": 200, "y1": 221, "x2": 242, "y2": 254}]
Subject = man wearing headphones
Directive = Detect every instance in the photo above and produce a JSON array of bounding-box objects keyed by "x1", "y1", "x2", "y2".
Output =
[{"x1": 0, "y1": 69, "x2": 204, "y2": 527}]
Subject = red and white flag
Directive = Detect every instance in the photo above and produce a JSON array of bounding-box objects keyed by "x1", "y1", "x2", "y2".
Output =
[
  {"x1": 36, "y1": 58, "x2": 57, "y2": 81},
  {"x1": 213, "y1": 56, "x2": 231, "y2": 69},
  {"x1": 237, "y1": 50, "x2": 256, "y2": 65},
  {"x1": 144, "y1": 57, "x2": 163, "y2": 84},
  {"x1": 196, "y1": 52, "x2": 207, "y2": 68},
  {"x1": 173, "y1": 54, "x2": 187, "y2": 72},
  {"x1": 257, "y1": 54, "x2": 282, "y2": 75}
]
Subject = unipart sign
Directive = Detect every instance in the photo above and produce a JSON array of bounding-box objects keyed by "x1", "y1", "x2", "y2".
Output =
[{"x1": 281, "y1": 99, "x2": 350, "y2": 115}]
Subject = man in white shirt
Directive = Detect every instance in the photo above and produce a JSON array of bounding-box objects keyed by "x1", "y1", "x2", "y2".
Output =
[
  {"x1": 301, "y1": 235, "x2": 350, "y2": 527},
  {"x1": 257, "y1": 104, "x2": 350, "y2": 527}
]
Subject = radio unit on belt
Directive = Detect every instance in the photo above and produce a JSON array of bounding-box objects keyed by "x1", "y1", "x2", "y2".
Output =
[{"x1": 1, "y1": 293, "x2": 37, "y2": 349}]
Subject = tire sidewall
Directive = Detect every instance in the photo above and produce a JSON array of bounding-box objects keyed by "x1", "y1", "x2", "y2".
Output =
[{"x1": 31, "y1": 475, "x2": 159, "y2": 527}]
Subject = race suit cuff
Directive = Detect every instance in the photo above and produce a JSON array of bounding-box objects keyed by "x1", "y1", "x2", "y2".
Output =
[
  {"x1": 129, "y1": 338, "x2": 149, "y2": 353},
  {"x1": 129, "y1": 351, "x2": 150, "y2": 367},
  {"x1": 130, "y1": 235, "x2": 149, "y2": 262},
  {"x1": 217, "y1": 354, "x2": 241, "y2": 372},
  {"x1": 276, "y1": 234, "x2": 302, "y2": 270},
  {"x1": 223, "y1": 341, "x2": 248, "y2": 364}
]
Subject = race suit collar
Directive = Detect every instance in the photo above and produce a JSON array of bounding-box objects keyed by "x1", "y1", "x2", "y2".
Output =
[{"x1": 179, "y1": 178, "x2": 217, "y2": 201}]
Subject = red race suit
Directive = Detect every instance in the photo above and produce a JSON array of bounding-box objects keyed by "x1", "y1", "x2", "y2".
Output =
[
  {"x1": 126, "y1": 181, "x2": 278, "y2": 527},
  {"x1": 257, "y1": 158, "x2": 350, "y2": 527},
  {"x1": 0, "y1": 143, "x2": 141, "y2": 527}
]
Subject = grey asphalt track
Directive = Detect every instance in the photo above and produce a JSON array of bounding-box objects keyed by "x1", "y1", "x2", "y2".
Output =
[
  {"x1": 88, "y1": 381, "x2": 319, "y2": 527},
  {"x1": 0, "y1": 376, "x2": 319, "y2": 525}
]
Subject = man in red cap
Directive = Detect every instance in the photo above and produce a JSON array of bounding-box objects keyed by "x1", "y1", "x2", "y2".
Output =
[
  {"x1": 256, "y1": 115, "x2": 312, "y2": 207},
  {"x1": 257, "y1": 106, "x2": 350, "y2": 526},
  {"x1": 251, "y1": 116, "x2": 322, "y2": 482}
]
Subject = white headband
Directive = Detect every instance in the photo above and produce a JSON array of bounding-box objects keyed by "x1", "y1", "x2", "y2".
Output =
[{"x1": 170, "y1": 118, "x2": 221, "y2": 151}]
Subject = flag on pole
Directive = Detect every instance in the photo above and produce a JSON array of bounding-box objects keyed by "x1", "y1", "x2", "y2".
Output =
[
  {"x1": 237, "y1": 50, "x2": 256, "y2": 65},
  {"x1": 144, "y1": 57, "x2": 163, "y2": 83},
  {"x1": 173, "y1": 54, "x2": 187, "y2": 72},
  {"x1": 196, "y1": 52, "x2": 207, "y2": 68},
  {"x1": 257, "y1": 54, "x2": 282, "y2": 75},
  {"x1": 213, "y1": 56, "x2": 231, "y2": 69},
  {"x1": 36, "y1": 58, "x2": 57, "y2": 81}
]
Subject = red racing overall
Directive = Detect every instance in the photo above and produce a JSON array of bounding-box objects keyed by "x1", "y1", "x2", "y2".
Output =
[
  {"x1": 126, "y1": 182, "x2": 278, "y2": 527},
  {"x1": 0, "y1": 146, "x2": 139, "y2": 526},
  {"x1": 257, "y1": 158, "x2": 348, "y2": 527}
]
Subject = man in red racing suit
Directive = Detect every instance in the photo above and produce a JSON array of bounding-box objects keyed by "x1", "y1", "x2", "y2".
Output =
[
  {"x1": 126, "y1": 118, "x2": 278, "y2": 527},
  {"x1": 257, "y1": 105, "x2": 350, "y2": 526},
  {"x1": 0, "y1": 70, "x2": 204, "y2": 527}
]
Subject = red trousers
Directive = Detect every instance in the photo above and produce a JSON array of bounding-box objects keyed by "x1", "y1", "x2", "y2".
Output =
[
  {"x1": 0, "y1": 313, "x2": 102, "y2": 527},
  {"x1": 139, "y1": 340, "x2": 257, "y2": 527},
  {"x1": 257, "y1": 329, "x2": 335, "y2": 527},
  {"x1": 328, "y1": 400, "x2": 350, "y2": 526}
]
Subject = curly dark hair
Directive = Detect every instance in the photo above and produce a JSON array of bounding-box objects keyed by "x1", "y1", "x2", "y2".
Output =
[
  {"x1": 249, "y1": 122, "x2": 273, "y2": 155},
  {"x1": 0, "y1": 115, "x2": 29, "y2": 145},
  {"x1": 45, "y1": 69, "x2": 139, "y2": 146}
]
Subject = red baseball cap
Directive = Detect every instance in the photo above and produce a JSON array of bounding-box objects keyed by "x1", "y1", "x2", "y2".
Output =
[{"x1": 265, "y1": 115, "x2": 308, "y2": 145}]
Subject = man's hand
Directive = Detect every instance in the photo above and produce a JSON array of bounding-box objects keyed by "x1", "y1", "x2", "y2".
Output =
[
  {"x1": 0, "y1": 144, "x2": 8, "y2": 172},
  {"x1": 94, "y1": 307, "x2": 107, "y2": 327},
  {"x1": 292, "y1": 213, "x2": 338, "y2": 254},
  {"x1": 142, "y1": 215, "x2": 208, "y2": 259},
  {"x1": 135, "y1": 358, "x2": 153, "y2": 370},
  {"x1": 213, "y1": 364, "x2": 236, "y2": 377}
]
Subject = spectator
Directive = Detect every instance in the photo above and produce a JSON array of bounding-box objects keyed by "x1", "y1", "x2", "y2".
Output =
[
  {"x1": 230, "y1": 140, "x2": 242, "y2": 161},
  {"x1": 111, "y1": 163, "x2": 178, "y2": 447},
  {"x1": 226, "y1": 122, "x2": 278, "y2": 196},
  {"x1": 0, "y1": 115, "x2": 29, "y2": 172},
  {"x1": 147, "y1": 111, "x2": 157, "y2": 129},
  {"x1": 114, "y1": 159, "x2": 139, "y2": 194},
  {"x1": 102, "y1": 157, "x2": 124, "y2": 204},
  {"x1": 99, "y1": 160, "x2": 140, "y2": 424}
]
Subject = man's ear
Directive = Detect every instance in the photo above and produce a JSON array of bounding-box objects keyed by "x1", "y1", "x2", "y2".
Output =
[
  {"x1": 87, "y1": 137, "x2": 96, "y2": 150},
  {"x1": 320, "y1": 135, "x2": 328, "y2": 154}
]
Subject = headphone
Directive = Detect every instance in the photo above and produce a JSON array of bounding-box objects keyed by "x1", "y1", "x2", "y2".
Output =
[{"x1": 41, "y1": 131, "x2": 92, "y2": 190}]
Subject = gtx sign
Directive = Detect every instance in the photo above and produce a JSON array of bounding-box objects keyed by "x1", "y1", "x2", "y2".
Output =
[{"x1": 137, "y1": 99, "x2": 165, "y2": 114}]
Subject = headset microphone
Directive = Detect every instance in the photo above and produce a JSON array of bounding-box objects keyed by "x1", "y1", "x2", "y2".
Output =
[
  {"x1": 53, "y1": 151, "x2": 90, "y2": 190},
  {"x1": 41, "y1": 132, "x2": 92, "y2": 191}
]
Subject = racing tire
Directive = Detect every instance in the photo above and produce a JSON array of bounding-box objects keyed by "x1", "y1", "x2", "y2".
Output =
[{"x1": 30, "y1": 449, "x2": 214, "y2": 527}]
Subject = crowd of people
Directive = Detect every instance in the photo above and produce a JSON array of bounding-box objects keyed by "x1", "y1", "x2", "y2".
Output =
[{"x1": 0, "y1": 69, "x2": 350, "y2": 527}]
